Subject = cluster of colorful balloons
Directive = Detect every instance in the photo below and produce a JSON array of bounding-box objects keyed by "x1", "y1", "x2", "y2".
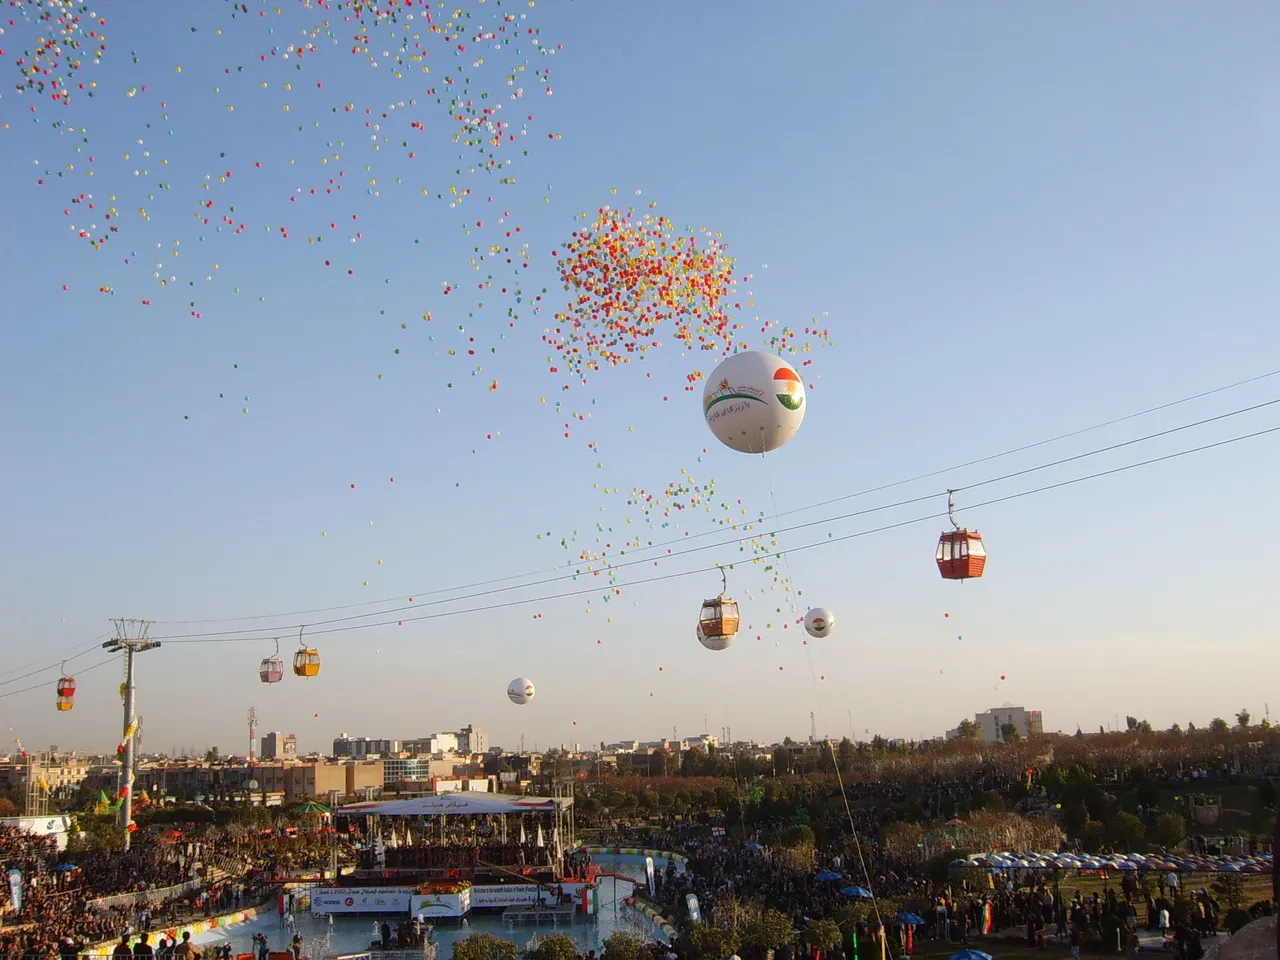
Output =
[
  {"x1": 543, "y1": 205, "x2": 740, "y2": 387},
  {"x1": 8, "y1": 1, "x2": 107, "y2": 105}
]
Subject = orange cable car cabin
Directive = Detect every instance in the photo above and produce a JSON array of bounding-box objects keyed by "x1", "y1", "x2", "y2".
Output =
[
  {"x1": 292, "y1": 648, "x2": 322, "y2": 678},
  {"x1": 699, "y1": 569, "x2": 740, "y2": 640},
  {"x1": 699, "y1": 596, "x2": 740, "y2": 640},
  {"x1": 936, "y1": 490, "x2": 986, "y2": 581}
]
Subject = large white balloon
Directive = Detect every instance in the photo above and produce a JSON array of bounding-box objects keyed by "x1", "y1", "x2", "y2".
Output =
[
  {"x1": 507, "y1": 677, "x2": 535, "y2": 705},
  {"x1": 703, "y1": 351, "x2": 806, "y2": 454},
  {"x1": 803, "y1": 607, "x2": 834, "y2": 638},
  {"x1": 696, "y1": 622, "x2": 735, "y2": 652}
]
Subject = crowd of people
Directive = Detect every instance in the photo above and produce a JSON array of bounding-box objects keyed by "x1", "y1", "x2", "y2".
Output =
[
  {"x1": 608, "y1": 752, "x2": 1280, "y2": 960},
  {"x1": 0, "y1": 826, "x2": 265, "y2": 959}
]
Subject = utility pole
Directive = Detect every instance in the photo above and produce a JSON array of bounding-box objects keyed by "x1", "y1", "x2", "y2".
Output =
[
  {"x1": 103, "y1": 619, "x2": 159, "y2": 850},
  {"x1": 247, "y1": 707, "x2": 258, "y2": 765},
  {"x1": 810, "y1": 711, "x2": 816, "y2": 744}
]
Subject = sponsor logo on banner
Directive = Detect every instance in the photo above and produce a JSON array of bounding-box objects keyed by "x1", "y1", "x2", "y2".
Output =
[
  {"x1": 309, "y1": 887, "x2": 414, "y2": 914},
  {"x1": 7, "y1": 868, "x2": 22, "y2": 914}
]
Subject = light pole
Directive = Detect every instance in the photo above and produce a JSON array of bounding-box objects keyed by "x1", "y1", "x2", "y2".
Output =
[{"x1": 103, "y1": 619, "x2": 160, "y2": 850}]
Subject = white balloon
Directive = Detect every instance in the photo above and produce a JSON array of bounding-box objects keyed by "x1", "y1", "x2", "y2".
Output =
[
  {"x1": 697, "y1": 622, "x2": 735, "y2": 652},
  {"x1": 507, "y1": 677, "x2": 535, "y2": 705},
  {"x1": 703, "y1": 351, "x2": 806, "y2": 454},
  {"x1": 803, "y1": 607, "x2": 834, "y2": 638}
]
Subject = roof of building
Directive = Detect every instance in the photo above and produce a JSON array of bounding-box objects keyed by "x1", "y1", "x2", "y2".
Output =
[{"x1": 337, "y1": 793, "x2": 570, "y2": 817}]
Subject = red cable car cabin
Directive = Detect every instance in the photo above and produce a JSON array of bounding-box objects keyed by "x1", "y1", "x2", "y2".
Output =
[
  {"x1": 936, "y1": 528, "x2": 986, "y2": 580},
  {"x1": 56, "y1": 675, "x2": 76, "y2": 712},
  {"x1": 936, "y1": 490, "x2": 986, "y2": 580}
]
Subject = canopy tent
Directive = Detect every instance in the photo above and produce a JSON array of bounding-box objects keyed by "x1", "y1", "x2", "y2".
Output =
[{"x1": 338, "y1": 794, "x2": 571, "y2": 818}]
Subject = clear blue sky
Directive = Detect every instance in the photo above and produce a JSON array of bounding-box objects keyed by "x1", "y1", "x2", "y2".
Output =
[{"x1": 3, "y1": 1, "x2": 1279, "y2": 756}]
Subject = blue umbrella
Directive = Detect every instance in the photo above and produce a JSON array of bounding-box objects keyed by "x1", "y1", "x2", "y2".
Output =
[
  {"x1": 53, "y1": 863, "x2": 78, "y2": 871},
  {"x1": 815, "y1": 870, "x2": 843, "y2": 882},
  {"x1": 744, "y1": 843, "x2": 764, "y2": 851},
  {"x1": 841, "y1": 886, "x2": 872, "y2": 898},
  {"x1": 897, "y1": 912, "x2": 926, "y2": 926},
  {"x1": 949, "y1": 951, "x2": 993, "y2": 960}
]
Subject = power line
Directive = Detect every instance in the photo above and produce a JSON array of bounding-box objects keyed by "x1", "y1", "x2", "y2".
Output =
[
  {"x1": 146, "y1": 395, "x2": 1280, "y2": 642},
  {"x1": 151, "y1": 421, "x2": 1280, "y2": 646},
  {"x1": 152, "y1": 364, "x2": 1280, "y2": 627}
]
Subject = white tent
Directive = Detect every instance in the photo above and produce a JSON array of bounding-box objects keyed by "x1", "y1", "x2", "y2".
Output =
[{"x1": 339, "y1": 794, "x2": 569, "y2": 817}]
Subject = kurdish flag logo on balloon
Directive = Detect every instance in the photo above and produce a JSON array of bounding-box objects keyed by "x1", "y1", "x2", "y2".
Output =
[{"x1": 774, "y1": 365, "x2": 804, "y2": 411}]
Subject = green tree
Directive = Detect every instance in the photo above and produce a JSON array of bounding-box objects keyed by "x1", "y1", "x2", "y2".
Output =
[
  {"x1": 453, "y1": 934, "x2": 519, "y2": 960},
  {"x1": 639, "y1": 790, "x2": 660, "y2": 814},
  {"x1": 614, "y1": 752, "x2": 633, "y2": 777},
  {"x1": 999, "y1": 723, "x2": 1021, "y2": 743},
  {"x1": 745, "y1": 908, "x2": 795, "y2": 951},
  {"x1": 1209, "y1": 718, "x2": 1229, "y2": 735},
  {"x1": 1256, "y1": 779, "x2": 1277, "y2": 811},
  {"x1": 1235, "y1": 709, "x2": 1251, "y2": 729},
  {"x1": 1106, "y1": 812, "x2": 1146, "y2": 851},
  {"x1": 780, "y1": 824, "x2": 815, "y2": 849},
  {"x1": 685, "y1": 924, "x2": 741, "y2": 960},
  {"x1": 66, "y1": 814, "x2": 126, "y2": 853},
  {"x1": 1062, "y1": 799, "x2": 1089, "y2": 835},
  {"x1": 955, "y1": 719, "x2": 982, "y2": 740},
  {"x1": 1153, "y1": 812, "x2": 1187, "y2": 849},
  {"x1": 982, "y1": 789, "x2": 1005, "y2": 811},
  {"x1": 600, "y1": 933, "x2": 643, "y2": 960},
  {"x1": 804, "y1": 920, "x2": 843, "y2": 950},
  {"x1": 1169, "y1": 723, "x2": 1182, "y2": 735},
  {"x1": 836, "y1": 737, "x2": 856, "y2": 771},
  {"x1": 1211, "y1": 874, "x2": 1246, "y2": 911},
  {"x1": 524, "y1": 935, "x2": 577, "y2": 960},
  {"x1": 1079, "y1": 820, "x2": 1107, "y2": 853},
  {"x1": 1135, "y1": 778, "x2": 1161, "y2": 810}
]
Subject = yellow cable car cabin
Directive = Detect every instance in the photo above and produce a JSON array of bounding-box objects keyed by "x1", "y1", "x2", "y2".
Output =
[
  {"x1": 699, "y1": 595, "x2": 740, "y2": 642},
  {"x1": 260, "y1": 657, "x2": 284, "y2": 684},
  {"x1": 55, "y1": 676, "x2": 76, "y2": 712},
  {"x1": 292, "y1": 647, "x2": 322, "y2": 678}
]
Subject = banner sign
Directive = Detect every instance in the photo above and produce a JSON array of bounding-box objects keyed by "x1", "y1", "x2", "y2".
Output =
[
  {"x1": 7, "y1": 868, "x2": 22, "y2": 914},
  {"x1": 310, "y1": 886, "x2": 414, "y2": 914}
]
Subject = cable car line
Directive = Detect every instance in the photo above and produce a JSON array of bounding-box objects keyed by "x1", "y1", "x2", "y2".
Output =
[
  {"x1": 0, "y1": 638, "x2": 110, "y2": 688},
  {"x1": 147, "y1": 420, "x2": 1280, "y2": 647},
  {"x1": 7, "y1": 421, "x2": 1276, "y2": 693},
  {"x1": 0, "y1": 657, "x2": 116, "y2": 702},
  {"x1": 143, "y1": 396, "x2": 1280, "y2": 643},
  {"x1": 0, "y1": 634, "x2": 111, "y2": 682},
  {"x1": 149, "y1": 365, "x2": 1280, "y2": 628},
  {"x1": 785, "y1": 365, "x2": 1280, "y2": 519}
]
